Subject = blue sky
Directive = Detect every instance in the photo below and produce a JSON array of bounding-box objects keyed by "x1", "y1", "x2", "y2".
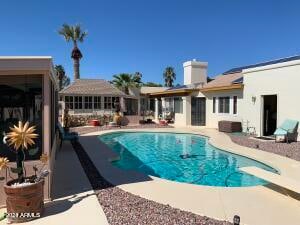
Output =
[{"x1": 1, "y1": 0, "x2": 300, "y2": 84}]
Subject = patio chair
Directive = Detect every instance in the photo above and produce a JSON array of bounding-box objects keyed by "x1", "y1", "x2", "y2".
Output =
[
  {"x1": 274, "y1": 119, "x2": 299, "y2": 143},
  {"x1": 57, "y1": 123, "x2": 79, "y2": 148}
]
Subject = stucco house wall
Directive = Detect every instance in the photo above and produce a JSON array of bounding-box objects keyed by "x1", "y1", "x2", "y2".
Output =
[
  {"x1": 202, "y1": 89, "x2": 243, "y2": 128},
  {"x1": 241, "y1": 60, "x2": 300, "y2": 139},
  {"x1": 174, "y1": 96, "x2": 191, "y2": 126}
]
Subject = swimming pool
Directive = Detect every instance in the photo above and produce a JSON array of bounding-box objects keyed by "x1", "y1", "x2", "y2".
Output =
[{"x1": 99, "y1": 132, "x2": 277, "y2": 187}]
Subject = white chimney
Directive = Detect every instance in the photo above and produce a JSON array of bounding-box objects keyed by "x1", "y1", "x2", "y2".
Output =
[{"x1": 183, "y1": 60, "x2": 208, "y2": 85}]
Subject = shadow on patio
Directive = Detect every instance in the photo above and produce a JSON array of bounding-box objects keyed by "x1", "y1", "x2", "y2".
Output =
[{"x1": 74, "y1": 134, "x2": 154, "y2": 188}]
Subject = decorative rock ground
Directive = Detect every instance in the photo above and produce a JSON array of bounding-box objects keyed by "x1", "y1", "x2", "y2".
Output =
[
  {"x1": 71, "y1": 141, "x2": 232, "y2": 225},
  {"x1": 229, "y1": 134, "x2": 300, "y2": 161}
]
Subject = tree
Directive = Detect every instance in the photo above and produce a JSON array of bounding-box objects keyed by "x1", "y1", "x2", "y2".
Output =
[
  {"x1": 112, "y1": 73, "x2": 141, "y2": 95},
  {"x1": 55, "y1": 65, "x2": 70, "y2": 90},
  {"x1": 62, "y1": 76, "x2": 71, "y2": 88},
  {"x1": 133, "y1": 72, "x2": 142, "y2": 84},
  {"x1": 58, "y1": 24, "x2": 87, "y2": 80},
  {"x1": 163, "y1": 67, "x2": 176, "y2": 87},
  {"x1": 142, "y1": 82, "x2": 163, "y2": 87}
]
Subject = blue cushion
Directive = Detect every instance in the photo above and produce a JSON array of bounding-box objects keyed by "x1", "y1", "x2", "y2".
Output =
[
  {"x1": 280, "y1": 119, "x2": 298, "y2": 133},
  {"x1": 274, "y1": 128, "x2": 287, "y2": 136}
]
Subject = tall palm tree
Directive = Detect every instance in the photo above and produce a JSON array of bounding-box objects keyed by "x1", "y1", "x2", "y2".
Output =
[
  {"x1": 58, "y1": 24, "x2": 87, "y2": 80},
  {"x1": 112, "y1": 73, "x2": 141, "y2": 95},
  {"x1": 163, "y1": 67, "x2": 176, "y2": 87}
]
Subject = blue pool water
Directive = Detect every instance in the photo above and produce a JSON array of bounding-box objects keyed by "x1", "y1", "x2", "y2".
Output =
[{"x1": 99, "y1": 132, "x2": 277, "y2": 187}]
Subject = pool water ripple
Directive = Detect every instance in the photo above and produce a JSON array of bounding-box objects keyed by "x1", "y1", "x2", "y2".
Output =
[{"x1": 99, "y1": 132, "x2": 277, "y2": 187}]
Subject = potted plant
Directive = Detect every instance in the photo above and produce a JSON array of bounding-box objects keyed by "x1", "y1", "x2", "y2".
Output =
[{"x1": 0, "y1": 121, "x2": 49, "y2": 223}]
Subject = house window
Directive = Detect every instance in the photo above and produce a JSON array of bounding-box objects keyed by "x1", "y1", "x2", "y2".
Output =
[
  {"x1": 218, "y1": 97, "x2": 230, "y2": 113},
  {"x1": 74, "y1": 96, "x2": 83, "y2": 109},
  {"x1": 104, "y1": 97, "x2": 112, "y2": 109},
  {"x1": 94, "y1": 96, "x2": 101, "y2": 109},
  {"x1": 174, "y1": 97, "x2": 183, "y2": 113},
  {"x1": 213, "y1": 97, "x2": 216, "y2": 113},
  {"x1": 84, "y1": 96, "x2": 93, "y2": 109},
  {"x1": 233, "y1": 96, "x2": 237, "y2": 114},
  {"x1": 112, "y1": 97, "x2": 120, "y2": 109},
  {"x1": 65, "y1": 96, "x2": 74, "y2": 109}
]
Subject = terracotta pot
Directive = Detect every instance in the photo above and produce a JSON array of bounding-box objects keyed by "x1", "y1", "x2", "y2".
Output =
[
  {"x1": 4, "y1": 179, "x2": 44, "y2": 223},
  {"x1": 90, "y1": 119, "x2": 100, "y2": 126}
]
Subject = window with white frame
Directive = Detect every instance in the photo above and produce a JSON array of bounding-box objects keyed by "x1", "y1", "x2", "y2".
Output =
[
  {"x1": 65, "y1": 96, "x2": 74, "y2": 109},
  {"x1": 213, "y1": 97, "x2": 216, "y2": 113},
  {"x1": 94, "y1": 96, "x2": 101, "y2": 109},
  {"x1": 104, "y1": 97, "x2": 112, "y2": 109},
  {"x1": 84, "y1": 96, "x2": 93, "y2": 109},
  {"x1": 218, "y1": 97, "x2": 230, "y2": 113},
  {"x1": 74, "y1": 96, "x2": 83, "y2": 109},
  {"x1": 233, "y1": 96, "x2": 237, "y2": 114},
  {"x1": 174, "y1": 97, "x2": 183, "y2": 113}
]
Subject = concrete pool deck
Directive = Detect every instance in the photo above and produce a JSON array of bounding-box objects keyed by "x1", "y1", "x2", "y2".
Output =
[
  {"x1": 80, "y1": 128, "x2": 300, "y2": 225},
  {"x1": 0, "y1": 141, "x2": 108, "y2": 225}
]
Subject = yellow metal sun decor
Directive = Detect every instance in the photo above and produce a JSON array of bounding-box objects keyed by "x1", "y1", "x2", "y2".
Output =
[
  {"x1": 6, "y1": 121, "x2": 38, "y2": 150},
  {"x1": 0, "y1": 157, "x2": 9, "y2": 171}
]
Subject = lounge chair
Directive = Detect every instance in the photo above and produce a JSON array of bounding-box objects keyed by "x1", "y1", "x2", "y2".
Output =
[
  {"x1": 274, "y1": 119, "x2": 299, "y2": 143},
  {"x1": 57, "y1": 123, "x2": 79, "y2": 148}
]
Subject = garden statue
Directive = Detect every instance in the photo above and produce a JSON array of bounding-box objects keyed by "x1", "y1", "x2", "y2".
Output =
[{"x1": 113, "y1": 100, "x2": 122, "y2": 126}]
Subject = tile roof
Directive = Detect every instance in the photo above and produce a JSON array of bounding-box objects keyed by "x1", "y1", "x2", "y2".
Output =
[
  {"x1": 59, "y1": 79, "x2": 128, "y2": 96},
  {"x1": 201, "y1": 73, "x2": 243, "y2": 89},
  {"x1": 223, "y1": 55, "x2": 300, "y2": 75},
  {"x1": 140, "y1": 86, "x2": 168, "y2": 94}
]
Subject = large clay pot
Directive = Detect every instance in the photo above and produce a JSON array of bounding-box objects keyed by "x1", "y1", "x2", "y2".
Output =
[
  {"x1": 4, "y1": 179, "x2": 44, "y2": 223},
  {"x1": 113, "y1": 113, "x2": 122, "y2": 125}
]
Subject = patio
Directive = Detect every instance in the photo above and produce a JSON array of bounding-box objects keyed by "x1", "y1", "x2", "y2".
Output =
[
  {"x1": 0, "y1": 141, "x2": 108, "y2": 225},
  {"x1": 78, "y1": 127, "x2": 300, "y2": 225},
  {"x1": 1, "y1": 127, "x2": 300, "y2": 225}
]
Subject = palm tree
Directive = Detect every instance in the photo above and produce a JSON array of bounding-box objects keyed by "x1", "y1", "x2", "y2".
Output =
[
  {"x1": 55, "y1": 65, "x2": 70, "y2": 90},
  {"x1": 163, "y1": 67, "x2": 176, "y2": 87},
  {"x1": 55, "y1": 65, "x2": 66, "y2": 90},
  {"x1": 112, "y1": 73, "x2": 141, "y2": 95},
  {"x1": 133, "y1": 72, "x2": 142, "y2": 84},
  {"x1": 58, "y1": 24, "x2": 87, "y2": 80}
]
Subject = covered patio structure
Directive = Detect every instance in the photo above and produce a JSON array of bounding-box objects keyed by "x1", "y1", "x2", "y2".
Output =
[
  {"x1": 0, "y1": 56, "x2": 59, "y2": 206},
  {"x1": 147, "y1": 85, "x2": 202, "y2": 126}
]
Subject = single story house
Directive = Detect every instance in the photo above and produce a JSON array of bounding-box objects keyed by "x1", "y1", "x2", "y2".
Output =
[
  {"x1": 149, "y1": 56, "x2": 300, "y2": 140},
  {"x1": 0, "y1": 56, "x2": 59, "y2": 206},
  {"x1": 58, "y1": 55, "x2": 300, "y2": 140},
  {"x1": 59, "y1": 79, "x2": 139, "y2": 116}
]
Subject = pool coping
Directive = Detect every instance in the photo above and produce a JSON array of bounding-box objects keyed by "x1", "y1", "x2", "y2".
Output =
[{"x1": 79, "y1": 128, "x2": 300, "y2": 225}]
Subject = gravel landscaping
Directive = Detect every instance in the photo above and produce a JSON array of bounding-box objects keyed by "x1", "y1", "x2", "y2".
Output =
[
  {"x1": 228, "y1": 134, "x2": 300, "y2": 161},
  {"x1": 71, "y1": 140, "x2": 232, "y2": 225}
]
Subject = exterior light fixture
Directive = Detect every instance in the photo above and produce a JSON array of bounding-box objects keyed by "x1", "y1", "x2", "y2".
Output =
[
  {"x1": 233, "y1": 215, "x2": 240, "y2": 225},
  {"x1": 252, "y1": 96, "x2": 256, "y2": 103}
]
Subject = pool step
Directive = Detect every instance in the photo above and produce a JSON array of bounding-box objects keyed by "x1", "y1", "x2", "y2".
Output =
[{"x1": 240, "y1": 166, "x2": 300, "y2": 194}]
